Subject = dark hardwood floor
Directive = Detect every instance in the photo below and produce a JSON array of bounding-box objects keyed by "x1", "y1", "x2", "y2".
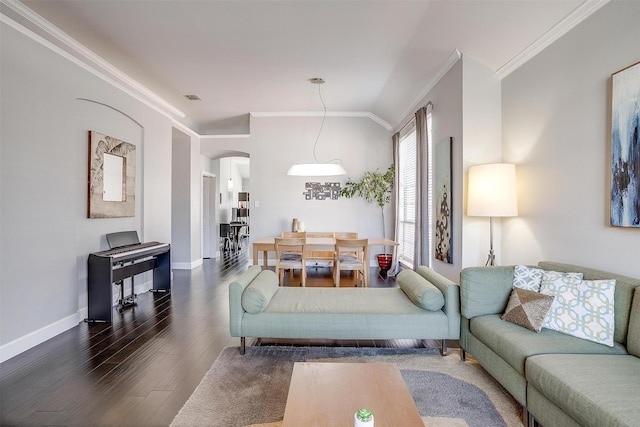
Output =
[{"x1": 0, "y1": 247, "x2": 441, "y2": 426}]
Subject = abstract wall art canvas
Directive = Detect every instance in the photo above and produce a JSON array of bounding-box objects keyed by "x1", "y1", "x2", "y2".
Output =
[
  {"x1": 610, "y1": 61, "x2": 640, "y2": 228},
  {"x1": 88, "y1": 131, "x2": 136, "y2": 218},
  {"x1": 435, "y1": 137, "x2": 453, "y2": 263}
]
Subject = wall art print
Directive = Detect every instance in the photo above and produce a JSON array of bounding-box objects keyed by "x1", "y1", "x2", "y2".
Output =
[
  {"x1": 88, "y1": 130, "x2": 136, "y2": 218},
  {"x1": 435, "y1": 137, "x2": 453, "y2": 263},
  {"x1": 610, "y1": 61, "x2": 640, "y2": 228},
  {"x1": 304, "y1": 182, "x2": 341, "y2": 200}
]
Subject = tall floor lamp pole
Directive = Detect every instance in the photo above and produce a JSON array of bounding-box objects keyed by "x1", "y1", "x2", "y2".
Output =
[{"x1": 467, "y1": 164, "x2": 518, "y2": 267}]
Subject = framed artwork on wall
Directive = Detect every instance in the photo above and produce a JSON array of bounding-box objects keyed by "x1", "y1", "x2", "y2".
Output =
[
  {"x1": 88, "y1": 130, "x2": 136, "y2": 218},
  {"x1": 435, "y1": 137, "x2": 453, "y2": 263},
  {"x1": 610, "y1": 61, "x2": 640, "y2": 228}
]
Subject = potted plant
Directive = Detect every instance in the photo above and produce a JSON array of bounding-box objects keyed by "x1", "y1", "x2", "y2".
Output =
[{"x1": 340, "y1": 164, "x2": 395, "y2": 277}]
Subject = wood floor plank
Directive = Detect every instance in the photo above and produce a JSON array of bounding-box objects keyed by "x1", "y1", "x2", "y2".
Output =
[{"x1": 0, "y1": 247, "x2": 444, "y2": 426}]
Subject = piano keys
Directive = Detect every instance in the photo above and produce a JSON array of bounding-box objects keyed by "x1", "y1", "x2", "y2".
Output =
[{"x1": 87, "y1": 231, "x2": 170, "y2": 322}]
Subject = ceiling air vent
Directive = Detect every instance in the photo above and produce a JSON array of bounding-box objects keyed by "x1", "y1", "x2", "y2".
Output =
[{"x1": 184, "y1": 94, "x2": 201, "y2": 101}]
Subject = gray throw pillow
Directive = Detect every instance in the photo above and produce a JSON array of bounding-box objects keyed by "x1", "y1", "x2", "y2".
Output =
[
  {"x1": 398, "y1": 269, "x2": 445, "y2": 311},
  {"x1": 241, "y1": 270, "x2": 279, "y2": 314},
  {"x1": 502, "y1": 288, "x2": 554, "y2": 333}
]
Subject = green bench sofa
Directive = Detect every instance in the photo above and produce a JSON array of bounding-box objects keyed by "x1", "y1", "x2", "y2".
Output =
[
  {"x1": 460, "y1": 261, "x2": 640, "y2": 427},
  {"x1": 229, "y1": 265, "x2": 460, "y2": 354}
]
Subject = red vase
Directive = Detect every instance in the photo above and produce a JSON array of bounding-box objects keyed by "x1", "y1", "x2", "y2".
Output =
[{"x1": 376, "y1": 254, "x2": 393, "y2": 278}]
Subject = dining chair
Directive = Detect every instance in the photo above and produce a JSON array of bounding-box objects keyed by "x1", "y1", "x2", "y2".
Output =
[
  {"x1": 305, "y1": 232, "x2": 335, "y2": 270},
  {"x1": 219, "y1": 223, "x2": 232, "y2": 252},
  {"x1": 334, "y1": 238, "x2": 369, "y2": 288},
  {"x1": 281, "y1": 231, "x2": 306, "y2": 238},
  {"x1": 274, "y1": 237, "x2": 307, "y2": 287},
  {"x1": 333, "y1": 232, "x2": 358, "y2": 239}
]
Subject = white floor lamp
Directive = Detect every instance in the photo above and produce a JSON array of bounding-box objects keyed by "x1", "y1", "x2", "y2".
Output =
[{"x1": 467, "y1": 163, "x2": 518, "y2": 266}]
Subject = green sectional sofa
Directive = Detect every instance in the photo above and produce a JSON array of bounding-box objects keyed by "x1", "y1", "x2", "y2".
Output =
[
  {"x1": 229, "y1": 265, "x2": 460, "y2": 354},
  {"x1": 460, "y1": 261, "x2": 640, "y2": 427}
]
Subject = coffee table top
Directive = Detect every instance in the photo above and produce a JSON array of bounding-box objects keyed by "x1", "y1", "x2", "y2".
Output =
[{"x1": 282, "y1": 362, "x2": 424, "y2": 427}]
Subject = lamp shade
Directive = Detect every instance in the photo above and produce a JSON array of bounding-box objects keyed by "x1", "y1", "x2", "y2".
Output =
[
  {"x1": 287, "y1": 163, "x2": 347, "y2": 176},
  {"x1": 467, "y1": 163, "x2": 518, "y2": 217}
]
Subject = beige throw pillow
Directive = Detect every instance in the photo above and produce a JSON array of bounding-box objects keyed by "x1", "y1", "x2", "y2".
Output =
[{"x1": 501, "y1": 288, "x2": 554, "y2": 333}]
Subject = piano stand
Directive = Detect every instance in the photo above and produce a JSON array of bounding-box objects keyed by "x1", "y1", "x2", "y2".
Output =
[
  {"x1": 116, "y1": 277, "x2": 137, "y2": 312},
  {"x1": 87, "y1": 240, "x2": 170, "y2": 322}
]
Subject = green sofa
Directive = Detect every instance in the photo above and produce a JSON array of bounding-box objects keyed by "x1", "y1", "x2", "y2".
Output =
[
  {"x1": 229, "y1": 265, "x2": 460, "y2": 354},
  {"x1": 460, "y1": 261, "x2": 640, "y2": 427}
]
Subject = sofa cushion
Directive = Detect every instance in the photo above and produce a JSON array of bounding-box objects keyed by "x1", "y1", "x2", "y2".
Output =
[
  {"x1": 501, "y1": 288, "x2": 554, "y2": 332},
  {"x1": 241, "y1": 270, "x2": 279, "y2": 314},
  {"x1": 526, "y1": 354, "x2": 640, "y2": 427},
  {"x1": 541, "y1": 277, "x2": 616, "y2": 346},
  {"x1": 628, "y1": 287, "x2": 640, "y2": 357},
  {"x1": 397, "y1": 269, "x2": 445, "y2": 311},
  {"x1": 470, "y1": 314, "x2": 627, "y2": 375},
  {"x1": 512, "y1": 265, "x2": 544, "y2": 291}
]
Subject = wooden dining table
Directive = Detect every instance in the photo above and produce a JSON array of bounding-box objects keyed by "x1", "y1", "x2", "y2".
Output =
[{"x1": 252, "y1": 236, "x2": 399, "y2": 275}]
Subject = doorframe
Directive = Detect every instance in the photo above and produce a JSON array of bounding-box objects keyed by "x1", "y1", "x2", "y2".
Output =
[{"x1": 201, "y1": 172, "x2": 217, "y2": 259}]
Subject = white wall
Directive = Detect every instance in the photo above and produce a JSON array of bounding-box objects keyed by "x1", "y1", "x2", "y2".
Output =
[
  {"x1": 0, "y1": 20, "x2": 172, "y2": 361},
  {"x1": 249, "y1": 116, "x2": 393, "y2": 256},
  {"x1": 461, "y1": 55, "x2": 503, "y2": 269},
  {"x1": 501, "y1": 1, "x2": 640, "y2": 278}
]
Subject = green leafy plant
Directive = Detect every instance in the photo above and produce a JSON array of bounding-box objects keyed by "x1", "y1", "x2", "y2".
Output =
[{"x1": 340, "y1": 164, "x2": 394, "y2": 239}]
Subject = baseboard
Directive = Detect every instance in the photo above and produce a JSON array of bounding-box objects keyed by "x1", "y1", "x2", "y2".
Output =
[
  {"x1": 0, "y1": 278, "x2": 156, "y2": 364},
  {"x1": 0, "y1": 312, "x2": 81, "y2": 363},
  {"x1": 172, "y1": 258, "x2": 203, "y2": 270}
]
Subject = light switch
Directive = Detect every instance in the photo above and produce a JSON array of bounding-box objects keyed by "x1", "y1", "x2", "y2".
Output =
[{"x1": 254, "y1": 201, "x2": 259, "y2": 207}]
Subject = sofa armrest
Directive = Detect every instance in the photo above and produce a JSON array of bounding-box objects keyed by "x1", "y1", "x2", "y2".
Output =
[
  {"x1": 229, "y1": 265, "x2": 263, "y2": 337},
  {"x1": 460, "y1": 266, "x2": 514, "y2": 319},
  {"x1": 416, "y1": 266, "x2": 460, "y2": 339}
]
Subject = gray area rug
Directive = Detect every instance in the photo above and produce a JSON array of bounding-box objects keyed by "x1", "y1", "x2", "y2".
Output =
[{"x1": 170, "y1": 346, "x2": 523, "y2": 427}]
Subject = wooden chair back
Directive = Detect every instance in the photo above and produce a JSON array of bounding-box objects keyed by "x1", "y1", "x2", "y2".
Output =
[
  {"x1": 281, "y1": 231, "x2": 307, "y2": 238},
  {"x1": 274, "y1": 237, "x2": 306, "y2": 287},
  {"x1": 334, "y1": 238, "x2": 369, "y2": 288}
]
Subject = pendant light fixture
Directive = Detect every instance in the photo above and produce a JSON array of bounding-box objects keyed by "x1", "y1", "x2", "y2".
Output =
[
  {"x1": 227, "y1": 157, "x2": 234, "y2": 191},
  {"x1": 287, "y1": 78, "x2": 347, "y2": 176}
]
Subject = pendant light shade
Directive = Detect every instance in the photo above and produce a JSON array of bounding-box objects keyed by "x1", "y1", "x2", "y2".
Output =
[
  {"x1": 287, "y1": 163, "x2": 347, "y2": 176},
  {"x1": 287, "y1": 78, "x2": 346, "y2": 177}
]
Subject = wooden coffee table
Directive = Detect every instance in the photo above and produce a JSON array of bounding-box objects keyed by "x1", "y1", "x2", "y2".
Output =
[{"x1": 282, "y1": 362, "x2": 424, "y2": 427}]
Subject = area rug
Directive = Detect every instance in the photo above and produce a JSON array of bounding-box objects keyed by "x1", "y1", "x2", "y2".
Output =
[{"x1": 170, "y1": 346, "x2": 523, "y2": 427}]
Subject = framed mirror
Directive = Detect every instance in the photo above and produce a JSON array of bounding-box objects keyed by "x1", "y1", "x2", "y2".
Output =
[{"x1": 88, "y1": 130, "x2": 136, "y2": 218}]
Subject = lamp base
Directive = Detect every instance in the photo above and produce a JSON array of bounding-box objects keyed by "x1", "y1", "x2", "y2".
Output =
[{"x1": 485, "y1": 249, "x2": 496, "y2": 267}]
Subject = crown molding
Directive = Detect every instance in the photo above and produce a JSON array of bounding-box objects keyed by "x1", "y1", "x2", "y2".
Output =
[
  {"x1": 250, "y1": 111, "x2": 393, "y2": 130},
  {"x1": 394, "y1": 49, "x2": 461, "y2": 132},
  {"x1": 1, "y1": 0, "x2": 186, "y2": 119},
  {"x1": 495, "y1": 0, "x2": 610, "y2": 79}
]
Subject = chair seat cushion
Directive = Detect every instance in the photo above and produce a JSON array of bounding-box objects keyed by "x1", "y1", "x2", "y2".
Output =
[{"x1": 338, "y1": 254, "x2": 362, "y2": 265}]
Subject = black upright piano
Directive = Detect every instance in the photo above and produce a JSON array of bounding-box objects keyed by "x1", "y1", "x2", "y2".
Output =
[{"x1": 87, "y1": 231, "x2": 170, "y2": 322}]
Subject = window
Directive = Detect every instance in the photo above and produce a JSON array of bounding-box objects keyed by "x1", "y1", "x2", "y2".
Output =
[{"x1": 398, "y1": 126, "x2": 416, "y2": 268}]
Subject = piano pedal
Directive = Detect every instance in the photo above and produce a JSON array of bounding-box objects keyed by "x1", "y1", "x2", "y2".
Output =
[{"x1": 117, "y1": 294, "x2": 138, "y2": 312}]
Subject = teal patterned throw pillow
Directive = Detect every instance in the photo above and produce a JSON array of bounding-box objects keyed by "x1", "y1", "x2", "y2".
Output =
[
  {"x1": 512, "y1": 265, "x2": 544, "y2": 292},
  {"x1": 540, "y1": 272, "x2": 616, "y2": 347}
]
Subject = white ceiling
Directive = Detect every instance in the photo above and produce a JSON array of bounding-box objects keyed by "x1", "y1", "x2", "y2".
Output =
[{"x1": 18, "y1": 0, "x2": 590, "y2": 135}]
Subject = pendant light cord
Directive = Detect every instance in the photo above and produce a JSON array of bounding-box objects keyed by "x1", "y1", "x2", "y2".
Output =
[{"x1": 312, "y1": 83, "x2": 342, "y2": 165}]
